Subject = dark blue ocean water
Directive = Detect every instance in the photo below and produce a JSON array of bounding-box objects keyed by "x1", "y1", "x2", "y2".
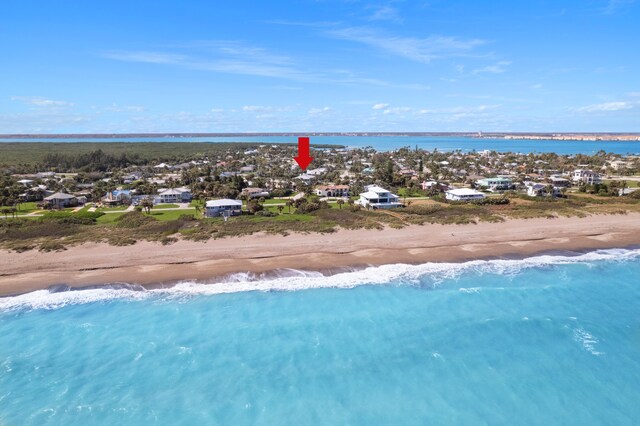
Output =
[
  {"x1": 2, "y1": 249, "x2": 640, "y2": 425},
  {"x1": 1, "y1": 135, "x2": 639, "y2": 154}
]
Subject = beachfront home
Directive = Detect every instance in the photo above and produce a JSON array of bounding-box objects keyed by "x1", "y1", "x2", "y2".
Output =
[
  {"x1": 549, "y1": 176, "x2": 571, "y2": 188},
  {"x1": 476, "y1": 177, "x2": 514, "y2": 191},
  {"x1": 526, "y1": 183, "x2": 561, "y2": 197},
  {"x1": 158, "y1": 187, "x2": 192, "y2": 203},
  {"x1": 445, "y1": 188, "x2": 486, "y2": 202},
  {"x1": 315, "y1": 185, "x2": 350, "y2": 197},
  {"x1": 357, "y1": 185, "x2": 401, "y2": 209},
  {"x1": 102, "y1": 189, "x2": 132, "y2": 206},
  {"x1": 421, "y1": 181, "x2": 450, "y2": 192},
  {"x1": 43, "y1": 192, "x2": 79, "y2": 208},
  {"x1": 241, "y1": 187, "x2": 270, "y2": 199},
  {"x1": 205, "y1": 199, "x2": 243, "y2": 218},
  {"x1": 572, "y1": 169, "x2": 602, "y2": 185}
]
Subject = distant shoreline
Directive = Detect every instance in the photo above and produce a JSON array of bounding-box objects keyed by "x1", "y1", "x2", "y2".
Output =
[
  {"x1": 1, "y1": 132, "x2": 640, "y2": 141},
  {"x1": 2, "y1": 214, "x2": 640, "y2": 297}
]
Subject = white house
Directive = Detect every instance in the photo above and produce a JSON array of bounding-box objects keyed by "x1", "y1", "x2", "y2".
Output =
[
  {"x1": 445, "y1": 188, "x2": 486, "y2": 202},
  {"x1": 315, "y1": 185, "x2": 350, "y2": 197},
  {"x1": 572, "y1": 169, "x2": 602, "y2": 185},
  {"x1": 526, "y1": 183, "x2": 561, "y2": 197},
  {"x1": 476, "y1": 177, "x2": 514, "y2": 191},
  {"x1": 43, "y1": 192, "x2": 79, "y2": 208},
  {"x1": 357, "y1": 185, "x2": 401, "y2": 209},
  {"x1": 157, "y1": 187, "x2": 192, "y2": 203},
  {"x1": 205, "y1": 199, "x2": 243, "y2": 218},
  {"x1": 241, "y1": 187, "x2": 270, "y2": 199}
]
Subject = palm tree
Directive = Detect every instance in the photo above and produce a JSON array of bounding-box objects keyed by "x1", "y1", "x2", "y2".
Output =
[
  {"x1": 140, "y1": 197, "x2": 154, "y2": 214},
  {"x1": 337, "y1": 199, "x2": 345, "y2": 209},
  {"x1": 286, "y1": 199, "x2": 293, "y2": 213},
  {"x1": 277, "y1": 205, "x2": 284, "y2": 215},
  {"x1": 545, "y1": 184, "x2": 555, "y2": 198}
]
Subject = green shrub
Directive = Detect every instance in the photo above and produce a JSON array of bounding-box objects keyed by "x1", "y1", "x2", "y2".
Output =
[
  {"x1": 41, "y1": 210, "x2": 104, "y2": 224},
  {"x1": 115, "y1": 211, "x2": 157, "y2": 228},
  {"x1": 39, "y1": 241, "x2": 66, "y2": 252}
]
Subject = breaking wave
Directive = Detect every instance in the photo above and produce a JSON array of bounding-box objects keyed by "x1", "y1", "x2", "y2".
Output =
[{"x1": 1, "y1": 248, "x2": 639, "y2": 312}]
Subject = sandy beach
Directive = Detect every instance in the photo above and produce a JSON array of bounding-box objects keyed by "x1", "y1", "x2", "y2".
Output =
[{"x1": 1, "y1": 213, "x2": 640, "y2": 296}]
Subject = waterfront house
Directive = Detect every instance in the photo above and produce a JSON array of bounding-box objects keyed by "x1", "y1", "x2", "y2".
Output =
[
  {"x1": 476, "y1": 177, "x2": 514, "y2": 191},
  {"x1": 158, "y1": 187, "x2": 192, "y2": 203},
  {"x1": 315, "y1": 185, "x2": 350, "y2": 197},
  {"x1": 241, "y1": 187, "x2": 270, "y2": 199},
  {"x1": 572, "y1": 169, "x2": 602, "y2": 185},
  {"x1": 549, "y1": 176, "x2": 571, "y2": 188},
  {"x1": 43, "y1": 192, "x2": 79, "y2": 208},
  {"x1": 102, "y1": 189, "x2": 132, "y2": 206},
  {"x1": 205, "y1": 199, "x2": 243, "y2": 217},
  {"x1": 421, "y1": 181, "x2": 450, "y2": 192},
  {"x1": 445, "y1": 188, "x2": 486, "y2": 202},
  {"x1": 357, "y1": 185, "x2": 401, "y2": 209},
  {"x1": 526, "y1": 183, "x2": 560, "y2": 197}
]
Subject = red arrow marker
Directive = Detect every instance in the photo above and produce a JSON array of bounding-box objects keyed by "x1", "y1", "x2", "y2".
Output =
[{"x1": 294, "y1": 136, "x2": 314, "y2": 170}]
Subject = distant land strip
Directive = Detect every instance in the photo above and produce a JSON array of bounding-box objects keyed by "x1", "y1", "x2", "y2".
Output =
[{"x1": 1, "y1": 132, "x2": 640, "y2": 141}]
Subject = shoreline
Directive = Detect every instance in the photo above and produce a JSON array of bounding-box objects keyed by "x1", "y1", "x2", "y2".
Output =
[{"x1": 2, "y1": 214, "x2": 640, "y2": 297}]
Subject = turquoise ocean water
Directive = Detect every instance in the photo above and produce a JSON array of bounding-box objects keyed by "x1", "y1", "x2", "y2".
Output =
[
  {"x1": 1, "y1": 135, "x2": 640, "y2": 155},
  {"x1": 2, "y1": 248, "x2": 640, "y2": 424}
]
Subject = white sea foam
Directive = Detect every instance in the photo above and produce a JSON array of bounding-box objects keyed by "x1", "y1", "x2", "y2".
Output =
[
  {"x1": 574, "y1": 327, "x2": 605, "y2": 356},
  {"x1": 1, "y1": 248, "x2": 639, "y2": 312}
]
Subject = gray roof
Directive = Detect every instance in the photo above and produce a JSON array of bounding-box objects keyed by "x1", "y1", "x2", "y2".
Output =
[
  {"x1": 206, "y1": 199, "x2": 242, "y2": 207},
  {"x1": 44, "y1": 192, "x2": 76, "y2": 200}
]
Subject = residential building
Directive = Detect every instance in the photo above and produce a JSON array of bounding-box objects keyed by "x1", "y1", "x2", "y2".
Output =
[
  {"x1": 476, "y1": 177, "x2": 514, "y2": 191},
  {"x1": 158, "y1": 187, "x2": 192, "y2": 203},
  {"x1": 43, "y1": 192, "x2": 79, "y2": 208},
  {"x1": 445, "y1": 188, "x2": 486, "y2": 202},
  {"x1": 572, "y1": 169, "x2": 602, "y2": 185},
  {"x1": 205, "y1": 199, "x2": 243, "y2": 217},
  {"x1": 241, "y1": 187, "x2": 270, "y2": 199},
  {"x1": 549, "y1": 176, "x2": 571, "y2": 188},
  {"x1": 315, "y1": 185, "x2": 350, "y2": 197},
  {"x1": 357, "y1": 185, "x2": 401, "y2": 209},
  {"x1": 526, "y1": 183, "x2": 561, "y2": 197},
  {"x1": 103, "y1": 189, "x2": 132, "y2": 205}
]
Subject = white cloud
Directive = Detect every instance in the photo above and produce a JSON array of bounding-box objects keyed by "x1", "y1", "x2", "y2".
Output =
[
  {"x1": 531, "y1": 83, "x2": 543, "y2": 89},
  {"x1": 11, "y1": 96, "x2": 73, "y2": 107},
  {"x1": 372, "y1": 103, "x2": 389, "y2": 110},
  {"x1": 242, "y1": 105, "x2": 271, "y2": 112},
  {"x1": 472, "y1": 61, "x2": 511, "y2": 74},
  {"x1": 327, "y1": 27, "x2": 485, "y2": 63},
  {"x1": 100, "y1": 51, "x2": 186, "y2": 64},
  {"x1": 308, "y1": 106, "x2": 332, "y2": 114},
  {"x1": 367, "y1": 6, "x2": 401, "y2": 22},
  {"x1": 383, "y1": 107, "x2": 411, "y2": 115},
  {"x1": 602, "y1": 0, "x2": 636, "y2": 15},
  {"x1": 576, "y1": 101, "x2": 634, "y2": 112}
]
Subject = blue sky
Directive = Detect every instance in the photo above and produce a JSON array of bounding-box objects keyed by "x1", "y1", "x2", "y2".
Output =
[{"x1": 1, "y1": 0, "x2": 639, "y2": 133}]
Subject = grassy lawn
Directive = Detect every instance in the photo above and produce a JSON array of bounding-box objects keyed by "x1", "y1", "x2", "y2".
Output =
[
  {"x1": 189, "y1": 200, "x2": 205, "y2": 207},
  {"x1": 603, "y1": 179, "x2": 640, "y2": 188},
  {"x1": 262, "y1": 199, "x2": 287, "y2": 205},
  {"x1": 97, "y1": 205, "x2": 129, "y2": 212},
  {"x1": 15, "y1": 201, "x2": 40, "y2": 213},
  {"x1": 154, "y1": 203, "x2": 180, "y2": 209},
  {"x1": 149, "y1": 209, "x2": 196, "y2": 220}
]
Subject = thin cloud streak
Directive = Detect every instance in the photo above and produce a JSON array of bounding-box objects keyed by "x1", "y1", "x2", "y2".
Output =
[{"x1": 326, "y1": 26, "x2": 486, "y2": 63}]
